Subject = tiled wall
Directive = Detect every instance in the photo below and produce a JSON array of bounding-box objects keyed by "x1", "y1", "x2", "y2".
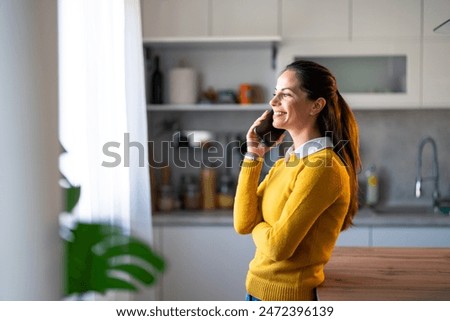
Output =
[
  {"x1": 354, "y1": 109, "x2": 450, "y2": 206},
  {"x1": 149, "y1": 109, "x2": 450, "y2": 208}
]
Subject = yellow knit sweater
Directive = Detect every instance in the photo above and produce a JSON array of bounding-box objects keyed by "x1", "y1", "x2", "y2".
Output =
[{"x1": 233, "y1": 148, "x2": 350, "y2": 301}]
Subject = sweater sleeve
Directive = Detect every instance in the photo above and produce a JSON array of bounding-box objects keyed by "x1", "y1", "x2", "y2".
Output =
[
  {"x1": 233, "y1": 158, "x2": 267, "y2": 234},
  {"x1": 251, "y1": 158, "x2": 343, "y2": 261}
]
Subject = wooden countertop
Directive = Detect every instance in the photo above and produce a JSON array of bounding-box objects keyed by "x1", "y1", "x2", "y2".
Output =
[{"x1": 318, "y1": 247, "x2": 450, "y2": 300}]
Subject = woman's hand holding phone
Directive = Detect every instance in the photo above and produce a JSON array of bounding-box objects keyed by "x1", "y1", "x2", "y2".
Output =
[{"x1": 246, "y1": 110, "x2": 285, "y2": 158}]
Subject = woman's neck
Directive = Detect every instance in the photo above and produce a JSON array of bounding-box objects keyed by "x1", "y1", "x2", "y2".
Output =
[{"x1": 290, "y1": 127, "x2": 322, "y2": 150}]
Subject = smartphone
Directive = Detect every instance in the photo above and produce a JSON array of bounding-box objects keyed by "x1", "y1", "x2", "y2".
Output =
[{"x1": 253, "y1": 110, "x2": 285, "y2": 147}]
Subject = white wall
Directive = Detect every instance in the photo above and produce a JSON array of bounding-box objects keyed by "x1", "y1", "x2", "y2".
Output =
[{"x1": 0, "y1": 0, "x2": 61, "y2": 300}]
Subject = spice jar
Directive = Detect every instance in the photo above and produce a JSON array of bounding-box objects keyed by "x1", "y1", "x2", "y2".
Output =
[
  {"x1": 157, "y1": 185, "x2": 174, "y2": 212},
  {"x1": 217, "y1": 173, "x2": 235, "y2": 209},
  {"x1": 184, "y1": 181, "x2": 200, "y2": 210}
]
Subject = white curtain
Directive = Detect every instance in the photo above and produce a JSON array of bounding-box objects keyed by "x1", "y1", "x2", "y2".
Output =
[{"x1": 58, "y1": 0, "x2": 153, "y2": 299}]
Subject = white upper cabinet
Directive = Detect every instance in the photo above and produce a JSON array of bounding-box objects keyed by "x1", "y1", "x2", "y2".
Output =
[
  {"x1": 278, "y1": 40, "x2": 421, "y2": 108},
  {"x1": 211, "y1": 0, "x2": 279, "y2": 37},
  {"x1": 281, "y1": 0, "x2": 350, "y2": 39},
  {"x1": 141, "y1": 0, "x2": 280, "y2": 41},
  {"x1": 352, "y1": 0, "x2": 421, "y2": 39},
  {"x1": 422, "y1": 0, "x2": 450, "y2": 107},
  {"x1": 141, "y1": 0, "x2": 209, "y2": 39},
  {"x1": 423, "y1": 0, "x2": 450, "y2": 38},
  {"x1": 422, "y1": 41, "x2": 450, "y2": 107}
]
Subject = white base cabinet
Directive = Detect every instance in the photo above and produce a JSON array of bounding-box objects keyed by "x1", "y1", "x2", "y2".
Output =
[
  {"x1": 154, "y1": 226, "x2": 255, "y2": 301},
  {"x1": 336, "y1": 226, "x2": 371, "y2": 247},
  {"x1": 152, "y1": 224, "x2": 450, "y2": 300},
  {"x1": 336, "y1": 225, "x2": 450, "y2": 247},
  {"x1": 372, "y1": 227, "x2": 450, "y2": 247}
]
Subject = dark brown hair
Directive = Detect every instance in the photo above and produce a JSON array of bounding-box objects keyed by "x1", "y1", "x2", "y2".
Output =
[{"x1": 285, "y1": 60, "x2": 361, "y2": 230}]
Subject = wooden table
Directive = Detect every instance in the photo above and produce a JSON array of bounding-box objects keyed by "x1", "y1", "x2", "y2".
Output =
[{"x1": 318, "y1": 247, "x2": 450, "y2": 300}]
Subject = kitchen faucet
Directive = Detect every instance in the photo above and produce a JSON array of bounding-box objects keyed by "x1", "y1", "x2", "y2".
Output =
[{"x1": 415, "y1": 136, "x2": 440, "y2": 211}]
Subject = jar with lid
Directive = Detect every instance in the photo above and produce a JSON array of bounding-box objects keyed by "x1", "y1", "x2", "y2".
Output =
[
  {"x1": 181, "y1": 175, "x2": 200, "y2": 210},
  {"x1": 157, "y1": 185, "x2": 174, "y2": 212},
  {"x1": 217, "y1": 173, "x2": 235, "y2": 209}
]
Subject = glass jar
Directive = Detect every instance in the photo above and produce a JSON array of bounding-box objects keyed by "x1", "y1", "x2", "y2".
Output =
[
  {"x1": 217, "y1": 174, "x2": 235, "y2": 209},
  {"x1": 157, "y1": 185, "x2": 174, "y2": 212}
]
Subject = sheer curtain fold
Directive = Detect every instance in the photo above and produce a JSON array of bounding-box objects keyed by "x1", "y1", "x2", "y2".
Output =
[{"x1": 59, "y1": 0, "x2": 152, "y2": 256}]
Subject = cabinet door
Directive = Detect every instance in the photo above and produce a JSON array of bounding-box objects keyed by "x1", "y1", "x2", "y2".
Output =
[
  {"x1": 211, "y1": 0, "x2": 279, "y2": 37},
  {"x1": 281, "y1": 0, "x2": 350, "y2": 39},
  {"x1": 423, "y1": 0, "x2": 450, "y2": 38},
  {"x1": 159, "y1": 226, "x2": 255, "y2": 300},
  {"x1": 141, "y1": 0, "x2": 209, "y2": 39},
  {"x1": 352, "y1": 0, "x2": 421, "y2": 39},
  {"x1": 422, "y1": 41, "x2": 450, "y2": 107},
  {"x1": 335, "y1": 226, "x2": 371, "y2": 247},
  {"x1": 278, "y1": 40, "x2": 421, "y2": 108},
  {"x1": 372, "y1": 227, "x2": 450, "y2": 247}
]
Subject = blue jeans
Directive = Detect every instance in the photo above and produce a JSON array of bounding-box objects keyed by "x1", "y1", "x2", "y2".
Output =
[
  {"x1": 245, "y1": 293, "x2": 261, "y2": 301},
  {"x1": 246, "y1": 289, "x2": 319, "y2": 301}
]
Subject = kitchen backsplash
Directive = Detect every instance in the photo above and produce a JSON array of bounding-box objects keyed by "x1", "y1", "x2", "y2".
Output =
[
  {"x1": 148, "y1": 108, "x2": 450, "y2": 211},
  {"x1": 354, "y1": 109, "x2": 450, "y2": 206}
]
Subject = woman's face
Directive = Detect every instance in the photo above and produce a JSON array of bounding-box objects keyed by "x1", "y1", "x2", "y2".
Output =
[{"x1": 270, "y1": 69, "x2": 317, "y2": 133}]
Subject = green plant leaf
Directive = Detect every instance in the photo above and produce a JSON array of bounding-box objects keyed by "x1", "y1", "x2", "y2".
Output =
[
  {"x1": 65, "y1": 185, "x2": 81, "y2": 213},
  {"x1": 110, "y1": 264, "x2": 156, "y2": 285},
  {"x1": 65, "y1": 222, "x2": 165, "y2": 296},
  {"x1": 102, "y1": 276, "x2": 137, "y2": 292},
  {"x1": 102, "y1": 240, "x2": 165, "y2": 272}
]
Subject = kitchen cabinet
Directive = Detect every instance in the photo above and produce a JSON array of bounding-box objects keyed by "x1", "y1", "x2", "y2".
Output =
[
  {"x1": 278, "y1": 40, "x2": 421, "y2": 108},
  {"x1": 335, "y1": 226, "x2": 371, "y2": 247},
  {"x1": 141, "y1": 0, "x2": 209, "y2": 39},
  {"x1": 141, "y1": 0, "x2": 280, "y2": 41},
  {"x1": 152, "y1": 211, "x2": 450, "y2": 300},
  {"x1": 281, "y1": 0, "x2": 350, "y2": 39},
  {"x1": 423, "y1": 0, "x2": 450, "y2": 39},
  {"x1": 352, "y1": 0, "x2": 421, "y2": 40},
  {"x1": 154, "y1": 225, "x2": 255, "y2": 300},
  {"x1": 211, "y1": 0, "x2": 279, "y2": 37},
  {"x1": 372, "y1": 226, "x2": 450, "y2": 247},
  {"x1": 422, "y1": 41, "x2": 450, "y2": 107},
  {"x1": 422, "y1": 0, "x2": 450, "y2": 108}
]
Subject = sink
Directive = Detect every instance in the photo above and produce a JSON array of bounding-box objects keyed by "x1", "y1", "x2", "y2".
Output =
[{"x1": 437, "y1": 199, "x2": 450, "y2": 215}]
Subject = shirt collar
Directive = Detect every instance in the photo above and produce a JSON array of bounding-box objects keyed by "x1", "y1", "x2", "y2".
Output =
[{"x1": 284, "y1": 136, "x2": 334, "y2": 161}]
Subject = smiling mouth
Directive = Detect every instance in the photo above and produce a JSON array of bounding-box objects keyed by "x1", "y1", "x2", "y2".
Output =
[{"x1": 274, "y1": 111, "x2": 287, "y2": 115}]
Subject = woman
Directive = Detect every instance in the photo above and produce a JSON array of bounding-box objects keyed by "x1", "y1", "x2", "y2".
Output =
[{"x1": 233, "y1": 60, "x2": 361, "y2": 301}]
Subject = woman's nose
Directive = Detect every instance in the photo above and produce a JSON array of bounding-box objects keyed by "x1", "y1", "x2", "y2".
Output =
[{"x1": 270, "y1": 94, "x2": 279, "y2": 106}]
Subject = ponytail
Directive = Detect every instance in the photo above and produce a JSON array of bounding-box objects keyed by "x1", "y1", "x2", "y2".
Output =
[
  {"x1": 286, "y1": 60, "x2": 361, "y2": 230},
  {"x1": 334, "y1": 91, "x2": 361, "y2": 230}
]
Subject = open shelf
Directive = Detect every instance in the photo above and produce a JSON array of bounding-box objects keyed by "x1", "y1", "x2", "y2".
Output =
[{"x1": 147, "y1": 103, "x2": 269, "y2": 112}]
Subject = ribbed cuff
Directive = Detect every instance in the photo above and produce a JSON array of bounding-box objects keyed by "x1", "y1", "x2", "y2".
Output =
[
  {"x1": 241, "y1": 157, "x2": 264, "y2": 170},
  {"x1": 246, "y1": 273, "x2": 315, "y2": 301}
]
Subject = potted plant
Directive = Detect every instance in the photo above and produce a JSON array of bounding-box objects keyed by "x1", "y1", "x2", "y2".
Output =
[{"x1": 61, "y1": 177, "x2": 165, "y2": 299}]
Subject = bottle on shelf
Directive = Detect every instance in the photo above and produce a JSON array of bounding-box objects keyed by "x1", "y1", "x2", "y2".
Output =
[
  {"x1": 181, "y1": 174, "x2": 201, "y2": 210},
  {"x1": 151, "y1": 55, "x2": 163, "y2": 104},
  {"x1": 144, "y1": 47, "x2": 152, "y2": 104},
  {"x1": 157, "y1": 165, "x2": 174, "y2": 212},
  {"x1": 365, "y1": 164, "x2": 379, "y2": 207},
  {"x1": 200, "y1": 163, "x2": 217, "y2": 210},
  {"x1": 217, "y1": 173, "x2": 235, "y2": 209}
]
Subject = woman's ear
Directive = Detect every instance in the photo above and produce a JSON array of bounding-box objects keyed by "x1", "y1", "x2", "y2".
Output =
[{"x1": 310, "y1": 97, "x2": 326, "y2": 116}]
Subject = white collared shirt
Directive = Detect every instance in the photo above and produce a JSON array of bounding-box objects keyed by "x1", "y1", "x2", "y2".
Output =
[{"x1": 284, "y1": 136, "x2": 334, "y2": 161}]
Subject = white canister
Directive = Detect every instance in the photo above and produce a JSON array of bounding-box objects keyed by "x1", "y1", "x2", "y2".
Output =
[{"x1": 169, "y1": 67, "x2": 198, "y2": 104}]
